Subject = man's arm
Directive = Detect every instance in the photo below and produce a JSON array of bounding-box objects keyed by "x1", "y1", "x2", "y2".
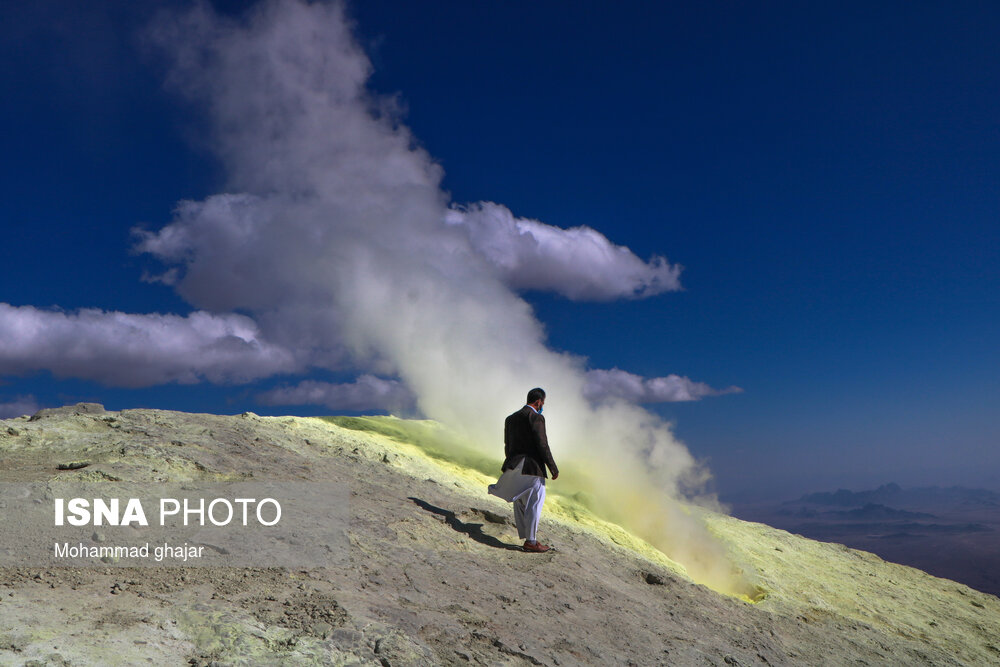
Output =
[{"x1": 531, "y1": 412, "x2": 559, "y2": 479}]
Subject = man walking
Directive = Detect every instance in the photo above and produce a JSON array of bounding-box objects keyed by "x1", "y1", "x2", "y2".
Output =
[{"x1": 488, "y1": 388, "x2": 559, "y2": 552}]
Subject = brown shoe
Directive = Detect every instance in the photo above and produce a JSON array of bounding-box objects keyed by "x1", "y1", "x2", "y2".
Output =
[{"x1": 522, "y1": 540, "x2": 551, "y2": 553}]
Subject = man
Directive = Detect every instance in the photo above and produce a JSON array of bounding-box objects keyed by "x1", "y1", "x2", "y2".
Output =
[{"x1": 488, "y1": 387, "x2": 559, "y2": 553}]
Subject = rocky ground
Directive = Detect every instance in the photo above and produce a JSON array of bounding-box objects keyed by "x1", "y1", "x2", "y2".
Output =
[{"x1": 1, "y1": 404, "x2": 998, "y2": 666}]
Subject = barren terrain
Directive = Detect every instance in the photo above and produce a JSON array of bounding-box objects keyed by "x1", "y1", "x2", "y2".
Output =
[{"x1": 1, "y1": 404, "x2": 998, "y2": 666}]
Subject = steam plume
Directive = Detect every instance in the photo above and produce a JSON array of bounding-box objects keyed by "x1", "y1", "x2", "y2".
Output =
[
  {"x1": 0, "y1": 0, "x2": 753, "y2": 596},
  {"x1": 131, "y1": 0, "x2": 757, "y2": 596},
  {"x1": 135, "y1": 0, "x2": 756, "y2": 597}
]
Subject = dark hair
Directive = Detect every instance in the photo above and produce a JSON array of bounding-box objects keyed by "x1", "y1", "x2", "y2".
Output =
[{"x1": 526, "y1": 387, "x2": 546, "y2": 404}]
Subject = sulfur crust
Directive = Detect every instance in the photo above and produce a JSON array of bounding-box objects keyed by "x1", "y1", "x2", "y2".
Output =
[{"x1": 4, "y1": 408, "x2": 999, "y2": 665}]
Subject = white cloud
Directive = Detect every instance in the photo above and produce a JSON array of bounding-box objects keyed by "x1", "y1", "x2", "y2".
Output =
[
  {"x1": 258, "y1": 375, "x2": 415, "y2": 412},
  {"x1": 446, "y1": 202, "x2": 682, "y2": 301},
  {"x1": 584, "y1": 368, "x2": 743, "y2": 403},
  {"x1": 0, "y1": 304, "x2": 297, "y2": 387},
  {"x1": 0, "y1": 395, "x2": 40, "y2": 419}
]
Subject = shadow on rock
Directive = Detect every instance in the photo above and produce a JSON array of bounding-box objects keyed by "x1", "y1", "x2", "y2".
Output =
[{"x1": 409, "y1": 497, "x2": 523, "y2": 551}]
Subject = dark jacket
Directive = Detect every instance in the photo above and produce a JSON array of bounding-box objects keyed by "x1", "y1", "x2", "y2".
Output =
[{"x1": 502, "y1": 405, "x2": 558, "y2": 478}]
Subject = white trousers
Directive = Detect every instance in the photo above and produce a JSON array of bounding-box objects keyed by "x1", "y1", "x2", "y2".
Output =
[{"x1": 488, "y1": 460, "x2": 546, "y2": 542}]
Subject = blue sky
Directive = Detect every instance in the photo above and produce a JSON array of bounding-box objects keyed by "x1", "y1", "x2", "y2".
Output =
[{"x1": 1, "y1": 1, "x2": 997, "y2": 501}]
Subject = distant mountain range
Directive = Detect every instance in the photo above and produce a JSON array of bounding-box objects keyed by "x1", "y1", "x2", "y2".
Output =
[
  {"x1": 736, "y1": 482, "x2": 1000, "y2": 597},
  {"x1": 777, "y1": 503, "x2": 935, "y2": 520},
  {"x1": 789, "y1": 483, "x2": 1000, "y2": 509}
]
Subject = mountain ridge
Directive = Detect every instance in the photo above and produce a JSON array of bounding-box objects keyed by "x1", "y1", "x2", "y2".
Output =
[{"x1": 793, "y1": 483, "x2": 1000, "y2": 509}]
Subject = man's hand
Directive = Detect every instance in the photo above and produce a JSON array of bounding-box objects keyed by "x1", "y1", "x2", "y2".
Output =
[{"x1": 551, "y1": 471, "x2": 559, "y2": 480}]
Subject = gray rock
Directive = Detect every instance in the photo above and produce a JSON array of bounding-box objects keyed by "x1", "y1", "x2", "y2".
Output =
[
  {"x1": 30, "y1": 403, "x2": 105, "y2": 421},
  {"x1": 373, "y1": 633, "x2": 437, "y2": 667},
  {"x1": 310, "y1": 621, "x2": 332, "y2": 638},
  {"x1": 644, "y1": 572, "x2": 667, "y2": 585}
]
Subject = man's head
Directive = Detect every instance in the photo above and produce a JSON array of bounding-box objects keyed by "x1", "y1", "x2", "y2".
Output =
[{"x1": 526, "y1": 387, "x2": 546, "y2": 407}]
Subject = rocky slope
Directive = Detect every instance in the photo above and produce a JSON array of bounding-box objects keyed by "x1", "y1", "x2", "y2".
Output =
[{"x1": 1, "y1": 404, "x2": 997, "y2": 666}]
